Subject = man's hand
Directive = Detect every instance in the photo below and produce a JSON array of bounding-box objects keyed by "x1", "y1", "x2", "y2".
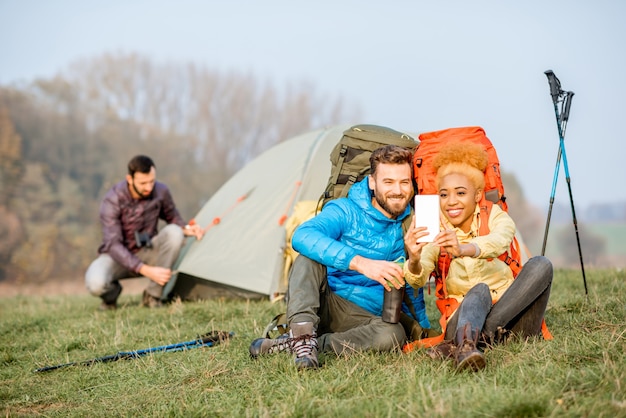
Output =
[
  {"x1": 349, "y1": 255, "x2": 405, "y2": 291},
  {"x1": 139, "y1": 265, "x2": 173, "y2": 286},
  {"x1": 184, "y1": 224, "x2": 204, "y2": 240}
]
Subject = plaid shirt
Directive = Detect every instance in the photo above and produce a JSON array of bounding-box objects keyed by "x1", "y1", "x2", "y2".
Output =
[{"x1": 97, "y1": 180, "x2": 185, "y2": 272}]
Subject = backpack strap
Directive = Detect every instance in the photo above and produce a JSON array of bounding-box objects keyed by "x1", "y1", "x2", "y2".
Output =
[
  {"x1": 263, "y1": 313, "x2": 289, "y2": 339},
  {"x1": 401, "y1": 288, "x2": 419, "y2": 322},
  {"x1": 330, "y1": 144, "x2": 348, "y2": 187},
  {"x1": 340, "y1": 165, "x2": 371, "y2": 198}
]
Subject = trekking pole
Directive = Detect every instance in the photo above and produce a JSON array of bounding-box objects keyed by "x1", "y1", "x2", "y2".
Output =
[
  {"x1": 541, "y1": 70, "x2": 588, "y2": 295},
  {"x1": 34, "y1": 331, "x2": 233, "y2": 373}
]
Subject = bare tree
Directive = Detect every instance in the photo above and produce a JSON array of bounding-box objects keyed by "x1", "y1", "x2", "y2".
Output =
[
  {"x1": 0, "y1": 103, "x2": 23, "y2": 203},
  {"x1": 63, "y1": 52, "x2": 360, "y2": 185},
  {"x1": 0, "y1": 102, "x2": 25, "y2": 280}
]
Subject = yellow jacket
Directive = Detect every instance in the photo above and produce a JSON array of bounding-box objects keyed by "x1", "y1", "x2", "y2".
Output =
[{"x1": 406, "y1": 204, "x2": 516, "y2": 303}]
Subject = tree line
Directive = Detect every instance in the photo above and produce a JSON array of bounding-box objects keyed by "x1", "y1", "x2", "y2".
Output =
[
  {"x1": 0, "y1": 52, "x2": 605, "y2": 283},
  {"x1": 0, "y1": 53, "x2": 357, "y2": 282}
]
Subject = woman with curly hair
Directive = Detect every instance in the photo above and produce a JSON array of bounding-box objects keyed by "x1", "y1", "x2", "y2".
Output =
[{"x1": 403, "y1": 141, "x2": 553, "y2": 372}]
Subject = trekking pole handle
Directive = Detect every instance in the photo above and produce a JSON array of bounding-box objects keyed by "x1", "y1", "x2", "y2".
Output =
[{"x1": 544, "y1": 70, "x2": 562, "y2": 104}]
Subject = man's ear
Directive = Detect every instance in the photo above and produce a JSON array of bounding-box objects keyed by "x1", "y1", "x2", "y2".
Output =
[
  {"x1": 368, "y1": 174, "x2": 375, "y2": 190},
  {"x1": 126, "y1": 174, "x2": 133, "y2": 185}
]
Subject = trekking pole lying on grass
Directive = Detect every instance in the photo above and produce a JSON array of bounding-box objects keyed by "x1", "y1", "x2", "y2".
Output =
[
  {"x1": 34, "y1": 330, "x2": 233, "y2": 373},
  {"x1": 542, "y1": 69, "x2": 588, "y2": 295}
]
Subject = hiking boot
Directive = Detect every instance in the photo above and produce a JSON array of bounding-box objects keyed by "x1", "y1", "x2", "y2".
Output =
[
  {"x1": 249, "y1": 333, "x2": 292, "y2": 359},
  {"x1": 98, "y1": 300, "x2": 117, "y2": 311},
  {"x1": 290, "y1": 322, "x2": 319, "y2": 370},
  {"x1": 425, "y1": 340, "x2": 457, "y2": 360},
  {"x1": 455, "y1": 340, "x2": 486, "y2": 372},
  {"x1": 454, "y1": 323, "x2": 485, "y2": 372},
  {"x1": 141, "y1": 290, "x2": 163, "y2": 308}
]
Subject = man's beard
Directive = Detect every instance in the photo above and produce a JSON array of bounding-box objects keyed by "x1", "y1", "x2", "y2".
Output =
[
  {"x1": 374, "y1": 193, "x2": 409, "y2": 218},
  {"x1": 132, "y1": 181, "x2": 152, "y2": 199}
]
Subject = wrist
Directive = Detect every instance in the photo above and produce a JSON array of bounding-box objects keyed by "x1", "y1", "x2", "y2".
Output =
[
  {"x1": 403, "y1": 261, "x2": 421, "y2": 283},
  {"x1": 349, "y1": 255, "x2": 363, "y2": 272},
  {"x1": 453, "y1": 243, "x2": 480, "y2": 258}
]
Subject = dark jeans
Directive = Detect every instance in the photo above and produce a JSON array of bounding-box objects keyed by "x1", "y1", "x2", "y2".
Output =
[
  {"x1": 286, "y1": 256, "x2": 406, "y2": 355},
  {"x1": 443, "y1": 256, "x2": 553, "y2": 342}
]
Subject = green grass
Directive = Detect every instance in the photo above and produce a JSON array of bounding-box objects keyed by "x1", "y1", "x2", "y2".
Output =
[{"x1": 1, "y1": 269, "x2": 625, "y2": 417}]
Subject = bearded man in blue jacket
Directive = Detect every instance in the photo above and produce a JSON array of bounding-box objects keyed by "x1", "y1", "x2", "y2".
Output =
[{"x1": 250, "y1": 145, "x2": 430, "y2": 369}]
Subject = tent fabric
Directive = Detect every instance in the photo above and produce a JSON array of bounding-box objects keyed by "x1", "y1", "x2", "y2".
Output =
[
  {"x1": 280, "y1": 200, "x2": 319, "y2": 301},
  {"x1": 165, "y1": 125, "x2": 351, "y2": 301}
]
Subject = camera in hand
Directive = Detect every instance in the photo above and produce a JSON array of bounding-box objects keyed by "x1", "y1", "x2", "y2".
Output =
[{"x1": 134, "y1": 231, "x2": 153, "y2": 249}]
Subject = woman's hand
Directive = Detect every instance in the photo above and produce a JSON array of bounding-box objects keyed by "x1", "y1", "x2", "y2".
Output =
[
  {"x1": 433, "y1": 229, "x2": 461, "y2": 257},
  {"x1": 404, "y1": 216, "x2": 430, "y2": 262},
  {"x1": 433, "y1": 230, "x2": 478, "y2": 258}
]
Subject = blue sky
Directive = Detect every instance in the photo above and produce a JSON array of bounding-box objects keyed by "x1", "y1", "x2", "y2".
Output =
[{"x1": 1, "y1": 0, "x2": 625, "y2": 212}]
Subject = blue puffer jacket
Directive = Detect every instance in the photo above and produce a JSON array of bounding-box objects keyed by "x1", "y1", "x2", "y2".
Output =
[{"x1": 292, "y1": 178, "x2": 430, "y2": 329}]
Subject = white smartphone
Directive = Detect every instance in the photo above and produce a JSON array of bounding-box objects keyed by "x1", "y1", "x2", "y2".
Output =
[{"x1": 414, "y1": 195, "x2": 440, "y2": 243}]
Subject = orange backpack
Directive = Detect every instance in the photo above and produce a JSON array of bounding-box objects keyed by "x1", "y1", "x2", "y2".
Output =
[
  {"x1": 413, "y1": 126, "x2": 508, "y2": 211},
  {"x1": 403, "y1": 126, "x2": 550, "y2": 352}
]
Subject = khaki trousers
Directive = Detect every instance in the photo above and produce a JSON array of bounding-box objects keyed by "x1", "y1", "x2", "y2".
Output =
[{"x1": 286, "y1": 256, "x2": 406, "y2": 355}]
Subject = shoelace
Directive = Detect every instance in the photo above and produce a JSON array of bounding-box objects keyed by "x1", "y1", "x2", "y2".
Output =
[
  {"x1": 291, "y1": 334, "x2": 318, "y2": 358},
  {"x1": 267, "y1": 335, "x2": 292, "y2": 354}
]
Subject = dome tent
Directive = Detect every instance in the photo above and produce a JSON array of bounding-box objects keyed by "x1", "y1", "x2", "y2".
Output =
[{"x1": 164, "y1": 125, "x2": 351, "y2": 301}]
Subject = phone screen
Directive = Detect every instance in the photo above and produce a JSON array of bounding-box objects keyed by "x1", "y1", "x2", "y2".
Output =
[{"x1": 414, "y1": 195, "x2": 440, "y2": 243}]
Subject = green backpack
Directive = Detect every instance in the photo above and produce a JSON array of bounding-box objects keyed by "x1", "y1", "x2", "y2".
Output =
[{"x1": 319, "y1": 124, "x2": 418, "y2": 209}]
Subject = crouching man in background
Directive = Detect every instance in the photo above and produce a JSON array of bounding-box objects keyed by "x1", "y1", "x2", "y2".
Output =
[{"x1": 85, "y1": 155, "x2": 203, "y2": 310}]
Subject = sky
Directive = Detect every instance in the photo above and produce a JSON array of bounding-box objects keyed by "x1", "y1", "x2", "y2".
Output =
[{"x1": 1, "y1": 0, "x2": 625, "y2": 214}]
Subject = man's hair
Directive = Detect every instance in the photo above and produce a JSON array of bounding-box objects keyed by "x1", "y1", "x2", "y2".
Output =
[
  {"x1": 369, "y1": 145, "x2": 413, "y2": 175},
  {"x1": 128, "y1": 155, "x2": 155, "y2": 177}
]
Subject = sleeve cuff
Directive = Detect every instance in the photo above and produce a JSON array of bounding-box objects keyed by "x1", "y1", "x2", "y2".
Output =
[
  {"x1": 472, "y1": 242, "x2": 480, "y2": 257},
  {"x1": 403, "y1": 261, "x2": 423, "y2": 287}
]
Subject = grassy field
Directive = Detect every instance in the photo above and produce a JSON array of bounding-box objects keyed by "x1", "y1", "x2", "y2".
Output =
[
  {"x1": 531, "y1": 222, "x2": 626, "y2": 268},
  {"x1": 1, "y1": 269, "x2": 625, "y2": 417},
  {"x1": 586, "y1": 223, "x2": 626, "y2": 255}
]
